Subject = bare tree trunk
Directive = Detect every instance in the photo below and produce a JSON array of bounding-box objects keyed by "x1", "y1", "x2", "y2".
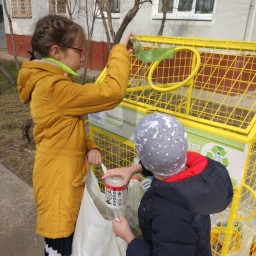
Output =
[
  {"x1": 96, "y1": 0, "x2": 112, "y2": 51},
  {"x1": 105, "y1": 1, "x2": 115, "y2": 42},
  {"x1": 82, "y1": 0, "x2": 97, "y2": 82},
  {"x1": 80, "y1": 0, "x2": 152, "y2": 68},
  {"x1": 0, "y1": 63, "x2": 16, "y2": 86},
  {"x1": 66, "y1": 0, "x2": 77, "y2": 19},
  {"x1": 96, "y1": 0, "x2": 152, "y2": 46},
  {"x1": 157, "y1": 0, "x2": 169, "y2": 36},
  {"x1": 2, "y1": 0, "x2": 20, "y2": 71},
  {"x1": 114, "y1": 0, "x2": 152, "y2": 44}
]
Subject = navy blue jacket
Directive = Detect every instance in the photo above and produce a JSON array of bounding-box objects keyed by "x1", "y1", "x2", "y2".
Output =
[{"x1": 127, "y1": 152, "x2": 233, "y2": 256}]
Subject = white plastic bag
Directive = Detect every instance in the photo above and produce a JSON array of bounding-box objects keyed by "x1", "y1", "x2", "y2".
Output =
[{"x1": 72, "y1": 168, "x2": 127, "y2": 256}]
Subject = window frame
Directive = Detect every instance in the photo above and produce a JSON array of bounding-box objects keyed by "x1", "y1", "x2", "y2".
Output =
[
  {"x1": 48, "y1": 0, "x2": 67, "y2": 15},
  {"x1": 152, "y1": 0, "x2": 214, "y2": 21}
]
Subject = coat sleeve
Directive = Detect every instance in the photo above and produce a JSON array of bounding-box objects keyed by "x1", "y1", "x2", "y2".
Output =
[
  {"x1": 50, "y1": 44, "x2": 130, "y2": 116},
  {"x1": 84, "y1": 133, "x2": 102, "y2": 155},
  {"x1": 127, "y1": 215, "x2": 199, "y2": 256}
]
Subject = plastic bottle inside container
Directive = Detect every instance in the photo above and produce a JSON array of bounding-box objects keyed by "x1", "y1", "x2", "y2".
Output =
[
  {"x1": 126, "y1": 175, "x2": 142, "y2": 234},
  {"x1": 105, "y1": 176, "x2": 127, "y2": 220}
]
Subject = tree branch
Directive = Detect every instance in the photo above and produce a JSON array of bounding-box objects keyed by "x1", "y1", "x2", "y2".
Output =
[
  {"x1": 114, "y1": 0, "x2": 152, "y2": 44},
  {"x1": 3, "y1": 0, "x2": 20, "y2": 71}
]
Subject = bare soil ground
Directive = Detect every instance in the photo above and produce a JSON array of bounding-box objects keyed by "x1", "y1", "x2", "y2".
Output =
[{"x1": 0, "y1": 60, "x2": 36, "y2": 186}]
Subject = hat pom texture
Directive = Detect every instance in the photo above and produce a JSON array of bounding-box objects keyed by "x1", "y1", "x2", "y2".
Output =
[{"x1": 134, "y1": 113, "x2": 188, "y2": 177}]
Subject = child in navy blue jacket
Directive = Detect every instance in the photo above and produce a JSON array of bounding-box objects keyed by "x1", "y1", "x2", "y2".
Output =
[{"x1": 103, "y1": 113, "x2": 233, "y2": 256}]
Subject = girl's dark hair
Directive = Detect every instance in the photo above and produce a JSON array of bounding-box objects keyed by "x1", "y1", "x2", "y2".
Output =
[{"x1": 31, "y1": 14, "x2": 85, "y2": 58}]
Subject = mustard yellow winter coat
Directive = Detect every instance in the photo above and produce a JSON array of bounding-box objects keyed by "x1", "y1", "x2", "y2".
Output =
[{"x1": 17, "y1": 44, "x2": 130, "y2": 238}]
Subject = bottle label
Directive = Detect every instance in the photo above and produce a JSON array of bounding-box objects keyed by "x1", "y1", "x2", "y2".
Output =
[
  {"x1": 130, "y1": 175, "x2": 142, "y2": 182},
  {"x1": 105, "y1": 183, "x2": 127, "y2": 209}
]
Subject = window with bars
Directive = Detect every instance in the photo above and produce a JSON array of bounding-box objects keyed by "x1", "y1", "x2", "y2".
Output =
[
  {"x1": 49, "y1": 0, "x2": 67, "y2": 15},
  {"x1": 11, "y1": 0, "x2": 32, "y2": 18},
  {"x1": 154, "y1": 0, "x2": 215, "y2": 20}
]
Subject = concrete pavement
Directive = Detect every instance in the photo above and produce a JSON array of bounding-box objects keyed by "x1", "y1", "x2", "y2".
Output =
[{"x1": 0, "y1": 163, "x2": 44, "y2": 256}]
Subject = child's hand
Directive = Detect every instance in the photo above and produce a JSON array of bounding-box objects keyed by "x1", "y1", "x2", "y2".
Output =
[
  {"x1": 102, "y1": 164, "x2": 142, "y2": 186},
  {"x1": 86, "y1": 149, "x2": 102, "y2": 165},
  {"x1": 120, "y1": 32, "x2": 136, "y2": 54},
  {"x1": 112, "y1": 216, "x2": 135, "y2": 244}
]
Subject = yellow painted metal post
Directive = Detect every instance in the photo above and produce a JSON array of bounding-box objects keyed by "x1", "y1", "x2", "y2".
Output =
[
  {"x1": 220, "y1": 186, "x2": 241, "y2": 255},
  {"x1": 185, "y1": 51, "x2": 198, "y2": 115}
]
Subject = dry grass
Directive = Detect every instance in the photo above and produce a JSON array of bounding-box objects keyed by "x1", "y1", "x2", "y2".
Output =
[{"x1": 0, "y1": 60, "x2": 35, "y2": 186}]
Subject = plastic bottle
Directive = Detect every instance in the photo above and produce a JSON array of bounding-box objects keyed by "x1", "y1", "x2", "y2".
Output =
[
  {"x1": 126, "y1": 175, "x2": 142, "y2": 234},
  {"x1": 129, "y1": 38, "x2": 175, "y2": 63},
  {"x1": 105, "y1": 176, "x2": 127, "y2": 221}
]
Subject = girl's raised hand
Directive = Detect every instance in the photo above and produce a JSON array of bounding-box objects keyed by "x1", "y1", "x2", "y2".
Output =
[{"x1": 120, "y1": 32, "x2": 136, "y2": 53}]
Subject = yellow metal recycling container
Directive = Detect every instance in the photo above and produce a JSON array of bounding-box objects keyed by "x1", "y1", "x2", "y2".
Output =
[{"x1": 89, "y1": 35, "x2": 256, "y2": 256}]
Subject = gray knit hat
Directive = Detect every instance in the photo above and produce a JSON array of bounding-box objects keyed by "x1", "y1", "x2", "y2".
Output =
[{"x1": 134, "y1": 113, "x2": 188, "y2": 177}]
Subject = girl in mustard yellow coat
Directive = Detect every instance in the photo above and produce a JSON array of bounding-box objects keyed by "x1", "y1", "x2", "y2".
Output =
[{"x1": 17, "y1": 14, "x2": 133, "y2": 256}]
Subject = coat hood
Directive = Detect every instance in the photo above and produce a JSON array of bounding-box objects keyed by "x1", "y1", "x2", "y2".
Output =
[
  {"x1": 150, "y1": 152, "x2": 233, "y2": 215},
  {"x1": 17, "y1": 60, "x2": 72, "y2": 104}
]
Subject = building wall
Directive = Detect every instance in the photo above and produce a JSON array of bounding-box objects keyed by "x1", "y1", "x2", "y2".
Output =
[
  {"x1": 3, "y1": 0, "x2": 256, "y2": 70},
  {"x1": 85, "y1": 0, "x2": 254, "y2": 42},
  {"x1": 5, "y1": 34, "x2": 108, "y2": 70}
]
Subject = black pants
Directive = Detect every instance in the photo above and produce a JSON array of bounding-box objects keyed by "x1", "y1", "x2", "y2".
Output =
[{"x1": 44, "y1": 233, "x2": 74, "y2": 256}]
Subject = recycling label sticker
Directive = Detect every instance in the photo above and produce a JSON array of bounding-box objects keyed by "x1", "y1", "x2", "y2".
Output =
[{"x1": 186, "y1": 127, "x2": 248, "y2": 186}]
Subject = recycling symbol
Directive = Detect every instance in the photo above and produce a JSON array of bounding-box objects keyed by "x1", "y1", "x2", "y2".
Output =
[{"x1": 206, "y1": 145, "x2": 229, "y2": 167}]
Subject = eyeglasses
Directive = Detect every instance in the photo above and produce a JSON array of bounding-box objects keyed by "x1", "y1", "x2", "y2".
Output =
[{"x1": 62, "y1": 45, "x2": 85, "y2": 56}]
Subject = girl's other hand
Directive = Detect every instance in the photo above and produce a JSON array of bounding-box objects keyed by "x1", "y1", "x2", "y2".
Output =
[{"x1": 86, "y1": 149, "x2": 102, "y2": 165}]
